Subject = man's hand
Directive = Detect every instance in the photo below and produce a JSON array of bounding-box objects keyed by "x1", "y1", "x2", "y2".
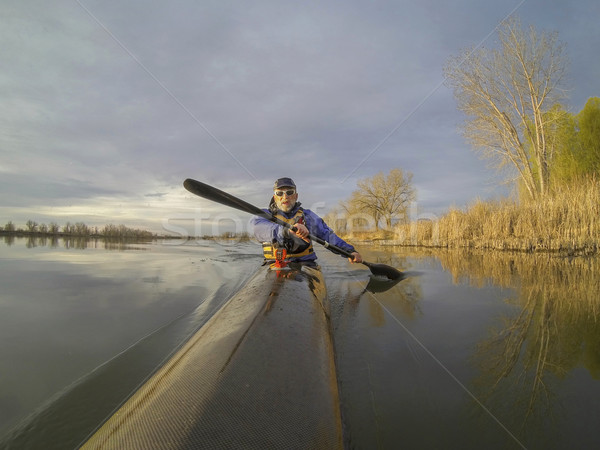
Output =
[
  {"x1": 291, "y1": 223, "x2": 310, "y2": 242},
  {"x1": 349, "y1": 252, "x2": 363, "y2": 264}
]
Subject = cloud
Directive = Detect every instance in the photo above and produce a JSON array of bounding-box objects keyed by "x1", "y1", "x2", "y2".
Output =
[{"x1": 1, "y1": 0, "x2": 598, "y2": 232}]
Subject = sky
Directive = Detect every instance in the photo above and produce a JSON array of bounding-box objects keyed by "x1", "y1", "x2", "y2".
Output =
[{"x1": 1, "y1": 0, "x2": 599, "y2": 235}]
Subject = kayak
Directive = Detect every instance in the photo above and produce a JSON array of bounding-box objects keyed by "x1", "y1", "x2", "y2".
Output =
[{"x1": 81, "y1": 262, "x2": 343, "y2": 449}]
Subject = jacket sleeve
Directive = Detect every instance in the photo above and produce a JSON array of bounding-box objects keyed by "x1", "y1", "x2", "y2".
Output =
[
  {"x1": 304, "y1": 209, "x2": 356, "y2": 254},
  {"x1": 251, "y1": 210, "x2": 286, "y2": 244}
]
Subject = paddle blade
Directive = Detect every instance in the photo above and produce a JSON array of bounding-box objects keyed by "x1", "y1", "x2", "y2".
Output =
[
  {"x1": 183, "y1": 178, "x2": 268, "y2": 218},
  {"x1": 363, "y1": 262, "x2": 404, "y2": 280}
]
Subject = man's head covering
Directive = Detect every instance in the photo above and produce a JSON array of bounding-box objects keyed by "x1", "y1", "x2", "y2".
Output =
[{"x1": 273, "y1": 177, "x2": 296, "y2": 189}]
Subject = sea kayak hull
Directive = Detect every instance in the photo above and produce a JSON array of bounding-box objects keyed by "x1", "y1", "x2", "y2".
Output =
[{"x1": 82, "y1": 263, "x2": 343, "y2": 449}]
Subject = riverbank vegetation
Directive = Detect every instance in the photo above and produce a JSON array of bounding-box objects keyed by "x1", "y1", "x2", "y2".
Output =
[
  {"x1": 391, "y1": 177, "x2": 599, "y2": 254},
  {"x1": 1, "y1": 220, "x2": 157, "y2": 240},
  {"x1": 1, "y1": 220, "x2": 254, "y2": 243},
  {"x1": 201, "y1": 232, "x2": 252, "y2": 241},
  {"x1": 338, "y1": 175, "x2": 599, "y2": 256}
]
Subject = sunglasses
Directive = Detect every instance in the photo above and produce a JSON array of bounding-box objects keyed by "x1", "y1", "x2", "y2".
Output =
[{"x1": 275, "y1": 189, "x2": 296, "y2": 197}]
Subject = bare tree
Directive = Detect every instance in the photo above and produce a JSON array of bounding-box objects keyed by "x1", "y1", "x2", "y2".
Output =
[
  {"x1": 343, "y1": 168, "x2": 415, "y2": 230},
  {"x1": 444, "y1": 16, "x2": 567, "y2": 199},
  {"x1": 26, "y1": 219, "x2": 38, "y2": 233},
  {"x1": 48, "y1": 222, "x2": 60, "y2": 234}
]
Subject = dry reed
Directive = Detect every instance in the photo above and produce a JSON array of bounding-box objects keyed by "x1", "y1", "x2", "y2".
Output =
[{"x1": 372, "y1": 178, "x2": 600, "y2": 255}]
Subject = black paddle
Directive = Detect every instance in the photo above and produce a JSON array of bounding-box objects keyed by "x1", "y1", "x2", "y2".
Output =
[{"x1": 183, "y1": 178, "x2": 403, "y2": 280}]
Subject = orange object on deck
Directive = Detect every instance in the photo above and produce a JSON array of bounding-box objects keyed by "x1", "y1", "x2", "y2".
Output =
[{"x1": 274, "y1": 247, "x2": 288, "y2": 268}]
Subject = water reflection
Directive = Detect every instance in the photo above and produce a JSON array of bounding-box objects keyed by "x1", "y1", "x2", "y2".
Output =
[
  {"x1": 328, "y1": 246, "x2": 600, "y2": 449},
  {"x1": 436, "y1": 250, "x2": 600, "y2": 427},
  {"x1": 364, "y1": 274, "x2": 404, "y2": 293},
  {"x1": 15, "y1": 235, "x2": 157, "y2": 250},
  {"x1": 331, "y1": 251, "x2": 423, "y2": 325},
  {"x1": 360, "y1": 251, "x2": 422, "y2": 318},
  {"x1": 0, "y1": 238, "x2": 262, "y2": 449},
  {"x1": 3, "y1": 238, "x2": 598, "y2": 449}
]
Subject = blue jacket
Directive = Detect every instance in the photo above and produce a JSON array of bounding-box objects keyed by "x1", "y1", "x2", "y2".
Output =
[{"x1": 251, "y1": 201, "x2": 356, "y2": 262}]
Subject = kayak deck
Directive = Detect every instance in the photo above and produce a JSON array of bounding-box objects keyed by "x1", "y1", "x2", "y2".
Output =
[{"x1": 82, "y1": 263, "x2": 343, "y2": 449}]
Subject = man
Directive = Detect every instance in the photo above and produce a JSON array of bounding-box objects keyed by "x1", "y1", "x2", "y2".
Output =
[{"x1": 252, "y1": 177, "x2": 363, "y2": 264}]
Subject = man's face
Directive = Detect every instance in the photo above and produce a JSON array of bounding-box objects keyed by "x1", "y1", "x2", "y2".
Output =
[{"x1": 273, "y1": 187, "x2": 298, "y2": 213}]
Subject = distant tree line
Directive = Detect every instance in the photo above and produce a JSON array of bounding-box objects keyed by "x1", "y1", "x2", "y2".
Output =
[{"x1": 1, "y1": 220, "x2": 156, "y2": 239}]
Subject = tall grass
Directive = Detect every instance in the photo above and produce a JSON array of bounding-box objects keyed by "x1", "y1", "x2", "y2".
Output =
[{"x1": 353, "y1": 178, "x2": 600, "y2": 254}]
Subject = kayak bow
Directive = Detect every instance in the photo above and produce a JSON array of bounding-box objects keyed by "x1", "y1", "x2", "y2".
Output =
[{"x1": 82, "y1": 263, "x2": 343, "y2": 449}]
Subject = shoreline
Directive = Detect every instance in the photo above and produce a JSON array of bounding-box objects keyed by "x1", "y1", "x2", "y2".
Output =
[
  {"x1": 345, "y1": 236, "x2": 599, "y2": 257},
  {"x1": 340, "y1": 179, "x2": 600, "y2": 258}
]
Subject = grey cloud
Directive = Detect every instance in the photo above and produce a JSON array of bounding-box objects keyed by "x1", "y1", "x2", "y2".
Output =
[{"x1": 1, "y1": 0, "x2": 598, "y2": 231}]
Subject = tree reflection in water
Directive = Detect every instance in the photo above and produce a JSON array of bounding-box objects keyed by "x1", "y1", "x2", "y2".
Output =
[
  {"x1": 18, "y1": 236, "x2": 154, "y2": 250},
  {"x1": 436, "y1": 250, "x2": 600, "y2": 426}
]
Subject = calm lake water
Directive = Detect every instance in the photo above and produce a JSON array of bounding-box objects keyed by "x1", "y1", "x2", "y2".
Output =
[{"x1": 1, "y1": 237, "x2": 599, "y2": 449}]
